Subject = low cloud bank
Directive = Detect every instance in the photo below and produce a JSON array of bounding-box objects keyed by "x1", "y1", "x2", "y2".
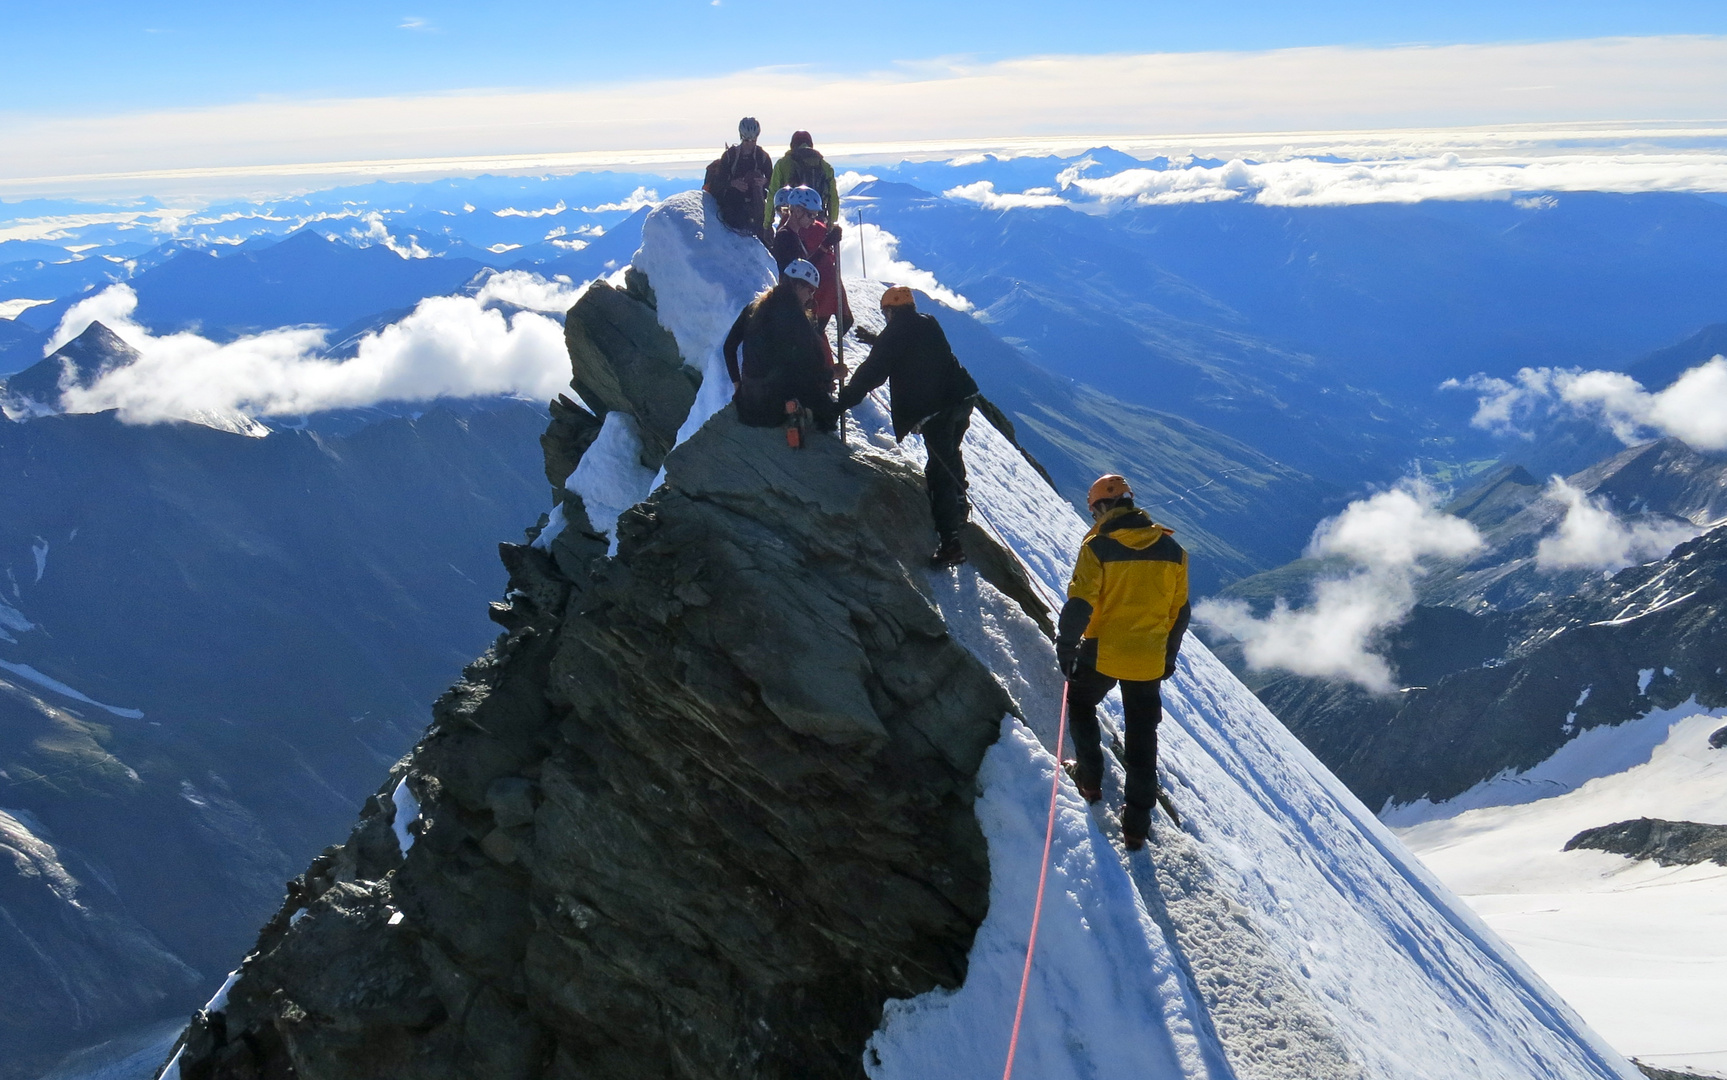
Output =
[
  {"x1": 938, "y1": 150, "x2": 1727, "y2": 212},
  {"x1": 1535, "y1": 478, "x2": 1701, "y2": 572},
  {"x1": 1197, "y1": 481, "x2": 1483, "y2": 692},
  {"x1": 40, "y1": 280, "x2": 577, "y2": 425},
  {"x1": 838, "y1": 219, "x2": 971, "y2": 311},
  {"x1": 1448, "y1": 357, "x2": 1727, "y2": 450}
]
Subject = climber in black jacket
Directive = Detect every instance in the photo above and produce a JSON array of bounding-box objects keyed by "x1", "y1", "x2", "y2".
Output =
[
  {"x1": 723, "y1": 258, "x2": 839, "y2": 431},
  {"x1": 835, "y1": 286, "x2": 980, "y2": 567}
]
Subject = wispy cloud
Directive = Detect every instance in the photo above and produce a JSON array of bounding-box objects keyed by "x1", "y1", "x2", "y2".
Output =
[
  {"x1": 398, "y1": 16, "x2": 431, "y2": 31},
  {"x1": 1535, "y1": 478, "x2": 1701, "y2": 573},
  {"x1": 7, "y1": 36, "x2": 1727, "y2": 195},
  {"x1": 1197, "y1": 480, "x2": 1484, "y2": 692},
  {"x1": 1447, "y1": 356, "x2": 1727, "y2": 450}
]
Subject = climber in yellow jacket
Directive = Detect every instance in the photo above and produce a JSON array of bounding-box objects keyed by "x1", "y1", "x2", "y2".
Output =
[{"x1": 1055, "y1": 474, "x2": 1191, "y2": 850}]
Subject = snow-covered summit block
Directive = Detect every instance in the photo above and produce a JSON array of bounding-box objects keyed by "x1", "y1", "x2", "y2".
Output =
[{"x1": 629, "y1": 190, "x2": 777, "y2": 447}]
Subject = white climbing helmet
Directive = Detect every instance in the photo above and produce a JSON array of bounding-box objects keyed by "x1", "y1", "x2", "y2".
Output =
[
  {"x1": 785, "y1": 185, "x2": 824, "y2": 213},
  {"x1": 782, "y1": 259, "x2": 820, "y2": 289}
]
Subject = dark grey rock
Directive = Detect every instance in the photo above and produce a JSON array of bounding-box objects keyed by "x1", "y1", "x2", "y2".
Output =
[
  {"x1": 1709, "y1": 725, "x2": 1727, "y2": 750},
  {"x1": 563, "y1": 278, "x2": 698, "y2": 468},
  {"x1": 1565, "y1": 818, "x2": 1727, "y2": 868},
  {"x1": 175, "y1": 405, "x2": 1019, "y2": 1080},
  {"x1": 539, "y1": 393, "x2": 602, "y2": 497}
]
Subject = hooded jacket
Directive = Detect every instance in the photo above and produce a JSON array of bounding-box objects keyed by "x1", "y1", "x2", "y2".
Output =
[
  {"x1": 722, "y1": 283, "x2": 835, "y2": 426},
  {"x1": 1057, "y1": 506, "x2": 1191, "y2": 682},
  {"x1": 764, "y1": 147, "x2": 839, "y2": 227},
  {"x1": 834, "y1": 310, "x2": 978, "y2": 439}
]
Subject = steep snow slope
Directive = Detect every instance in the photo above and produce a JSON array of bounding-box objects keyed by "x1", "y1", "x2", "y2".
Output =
[{"x1": 635, "y1": 192, "x2": 1641, "y2": 1079}]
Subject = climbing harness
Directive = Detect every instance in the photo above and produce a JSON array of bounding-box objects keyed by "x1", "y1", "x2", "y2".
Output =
[{"x1": 1001, "y1": 692, "x2": 1069, "y2": 1080}]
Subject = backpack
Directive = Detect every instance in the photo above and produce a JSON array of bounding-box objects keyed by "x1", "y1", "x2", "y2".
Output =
[{"x1": 788, "y1": 149, "x2": 827, "y2": 197}]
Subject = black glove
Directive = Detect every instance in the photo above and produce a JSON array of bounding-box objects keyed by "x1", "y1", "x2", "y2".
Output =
[
  {"x1": 823, "y1": 224, "x2": 843, "y2": 248},
  {"x1": 1057, "y1": 644, "x2": 1078, "y2": 678}
]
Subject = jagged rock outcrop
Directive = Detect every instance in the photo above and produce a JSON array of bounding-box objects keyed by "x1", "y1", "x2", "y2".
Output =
[
  {"x1": 172, "y1": 385, "x2": 1023, "y2": 1077},
  {"x1": 1565, "y1": 818, "x2": 1727, "y2": 867},
  {"x1": 561, "y1": 269, "x2": 696, "y2": 469}
]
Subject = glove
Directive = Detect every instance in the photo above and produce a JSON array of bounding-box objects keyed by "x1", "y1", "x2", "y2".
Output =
[
  {"x1": 1057, "y1": 644, "x2": 1078, "y2": 678},
  {"x1": 823, "y1": 224, "x2": 843, "y2": 248}
]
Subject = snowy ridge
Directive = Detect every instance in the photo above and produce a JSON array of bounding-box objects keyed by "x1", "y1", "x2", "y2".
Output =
[{"x1": 625, "y1": 191, "x2": 1639, "y2": 1078}]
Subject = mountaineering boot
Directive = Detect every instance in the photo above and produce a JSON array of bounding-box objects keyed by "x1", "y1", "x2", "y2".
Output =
[
  {"x1": 784, "y1": 399, "x2": 806, "y2": 449},
  {"x1": 928, "y1": 533, "x2": 966, "y2": 569},
  {"x1": 1122, "y1": 800, "x2": 1152, "y2": 851},
  {"x1": 1062, "y1": 760, "x2": 1102, "y2": 804}
]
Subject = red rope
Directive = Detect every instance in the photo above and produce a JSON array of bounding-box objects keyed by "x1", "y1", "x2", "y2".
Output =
[{"x1": 1002, "y1": 692, "x2": 1069, "y2": 1080}]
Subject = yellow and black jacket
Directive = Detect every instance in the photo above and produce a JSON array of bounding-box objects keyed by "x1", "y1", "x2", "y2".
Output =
[{"x1": 1057, "y1": 506, "x2": 1191, "y2": 682}]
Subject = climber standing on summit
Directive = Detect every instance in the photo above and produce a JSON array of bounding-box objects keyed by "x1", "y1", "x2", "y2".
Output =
[
  {"x1": 835, "y1": 287, "x2": 979, "y2": 568},
  {"x1": 703, "y1": 117, "x2": 773, "y2": 244},
  {"x1": 764, "y1": 130, "x2": 840, "y2": 229},
  {"x1": 724, "y1": 258, "x2": 839, "y2": 432},
  {"x1": 1055, "y1": 475, "x2": 1191, "y2": 850}
]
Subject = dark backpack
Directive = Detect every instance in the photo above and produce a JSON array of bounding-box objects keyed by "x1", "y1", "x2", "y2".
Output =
[{"x1": 788, "y1": 149, "x2": 827, "y2": 197}]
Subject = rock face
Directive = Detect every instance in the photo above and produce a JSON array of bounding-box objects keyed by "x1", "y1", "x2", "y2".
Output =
[
  {"x1": 1565, "y1": 818, "x2": 1727, "y2": 867},
  {"x1": 561, "y1": 270, "x2": 697, "y2": 469},
  {"x1": 173, "y1": 393, "x2": 1022, "y2": 1077}
]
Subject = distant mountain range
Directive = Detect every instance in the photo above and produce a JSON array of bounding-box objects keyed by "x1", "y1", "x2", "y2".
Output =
[{"x1": 1211, "y1": 435, "x2": 1727, "y2": 809}]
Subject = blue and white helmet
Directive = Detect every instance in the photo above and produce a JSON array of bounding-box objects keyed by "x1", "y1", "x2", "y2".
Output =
[
  {"x1": 785, "y1": 185, "x2": 824, "y2": 213},
  {"x1": 773, "y1": 186, "x2": 795, "y2": 209},
  {"x1": 782, "y1": 258, "x2": 820, "y2": 289}
]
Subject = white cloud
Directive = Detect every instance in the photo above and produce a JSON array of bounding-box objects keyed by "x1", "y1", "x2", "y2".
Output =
[
  {"x1": 1535, "y1": 477, "x2": 1702, "y2": 572},
  {"x1": 837, "y1": 219, "x2": 970, "y2": 311},
  {"x1": 41, "y1": 283, "x2": 572, "y2": 425},
  {"x1": 1448, "y1": 356, "x2": 1727, "y2": 450},
  {"x1": 835, "y1": 171, "x2": 878, "y2": 196},
  {"x1": 8, "y1": 37, "x2": 1727, "y2": 196},
  {"x1": 581, "y1": 187, "x2": 660, "y2": 214},
  {"x1": 942, "y1": 180, "x2": 1066, "y2": 210},
  {"x1": 494, "y1": 201, "x2": 567, "y2": 218},
  {"x1": 0, "y1": 298, "x2": 51, "y2": 320},
  {"x1": 1197, "y1": 480, "x2": 1483, "y2": 692},
  {"x1": 46, "y1": 283, "x2": 141, "y2": 353},
  {"x1": 350, "y1": 212, "x2": 430, "y2": 258},
  {"x1": 474, "y1": 269, "x2": 586, "y2": 313}
]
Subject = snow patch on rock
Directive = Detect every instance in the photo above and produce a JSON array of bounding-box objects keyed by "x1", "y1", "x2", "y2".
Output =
[
  {"x1": 390, "y1": 777, "x2": 420, "y2": 856},
  {"x1": 630, "y1": 190, "x2": 777, "y2": 451},
  {"x1": 567, "y1": 411, "x2": 655, "y2": 556}
]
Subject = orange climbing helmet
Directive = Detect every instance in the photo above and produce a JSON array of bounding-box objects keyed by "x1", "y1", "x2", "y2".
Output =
[
  {"x1": 880, "y1": 286, "x2": 915, "y2": 309},
  {"x1": 1087, "y1": 474, "x2": 1133, "y2": 510}
]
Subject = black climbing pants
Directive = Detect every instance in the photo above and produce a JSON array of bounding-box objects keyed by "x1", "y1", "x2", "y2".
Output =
[
  {"x1": 920, "y1": 400, "x2": 972, "y2": 541},
  {"x1": 1066, "y1": 665, "x2": 1163, "y2": 838}
]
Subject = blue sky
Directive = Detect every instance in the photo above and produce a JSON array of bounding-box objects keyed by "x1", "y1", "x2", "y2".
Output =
[{"x1": 4, "y1": 0, "x2": 1726, "y2": 114}]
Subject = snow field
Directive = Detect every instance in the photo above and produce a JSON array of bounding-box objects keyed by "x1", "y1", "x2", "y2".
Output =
[{"x1": 1396, "y1": 704, "x2": 1727, "y2": 1077}]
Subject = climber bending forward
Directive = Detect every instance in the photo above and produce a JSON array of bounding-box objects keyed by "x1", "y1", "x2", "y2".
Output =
[
  {"x1": 1055, "y1": 475, "x2": 1192, "y2": 850},
  {"x1": 724, "y1": 259, "x2": 839, "y2": 431},
  {"x1": 835, "y1": 287, "x2": 979, "y2": 568}
]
